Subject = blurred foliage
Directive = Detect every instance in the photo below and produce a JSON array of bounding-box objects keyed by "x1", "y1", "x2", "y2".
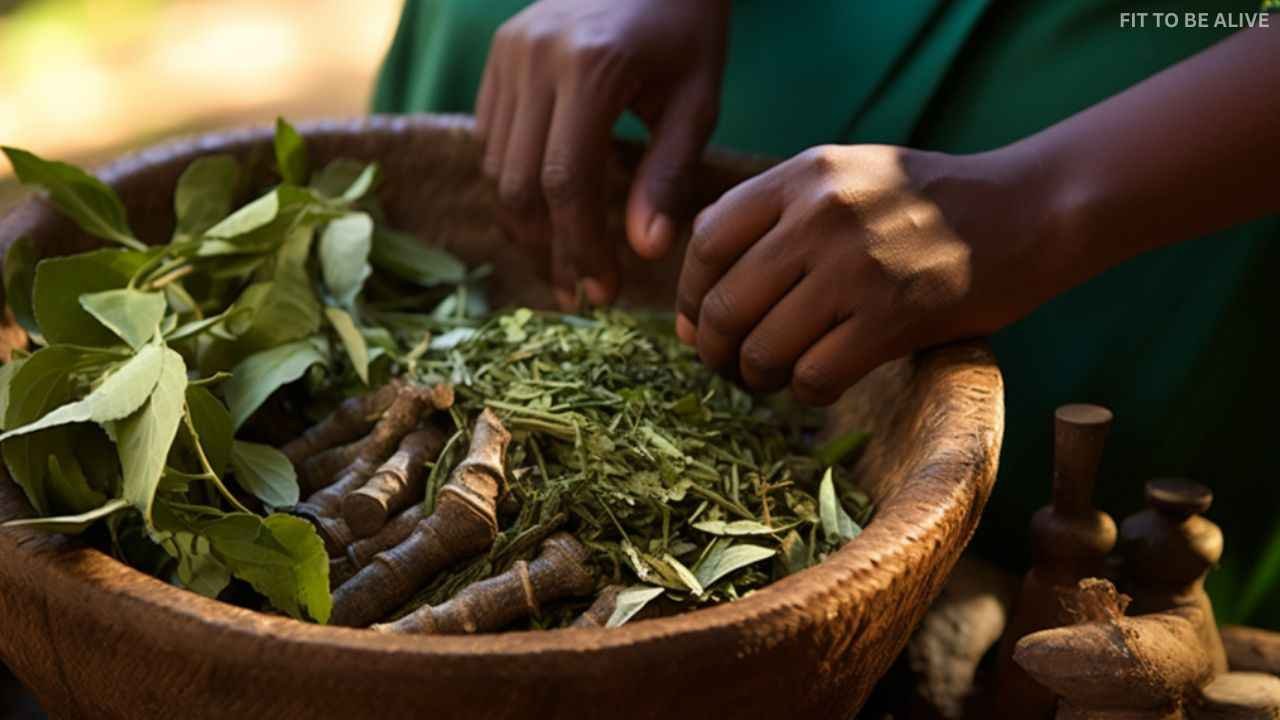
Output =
[{"x1": 0, "y1": 0, "x2": 164, "y2": 68}]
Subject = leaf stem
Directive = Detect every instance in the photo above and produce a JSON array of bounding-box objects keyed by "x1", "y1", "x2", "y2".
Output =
[{"x1": 182, "y1": 409, "x2": 252, "y2": 514}]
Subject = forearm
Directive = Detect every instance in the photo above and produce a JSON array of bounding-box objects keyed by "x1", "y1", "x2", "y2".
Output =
[{"x1": 998, "y1": 23, "x2": 1280, "y2": 285}]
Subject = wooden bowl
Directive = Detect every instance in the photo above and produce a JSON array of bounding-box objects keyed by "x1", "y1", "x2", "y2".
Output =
[{"x1": 0, "y1": 115, "x2": 1003, "y2": 720}]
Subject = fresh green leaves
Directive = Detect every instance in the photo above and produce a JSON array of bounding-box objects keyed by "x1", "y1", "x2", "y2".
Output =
[
  {"x1": 174, "y1": 154, "x2": 241, "y2": 241},
  {"x1": 229, "y1": 440, "x2": 298, "y2": 508},
  {"x1": 79, "y1": 288, "x2": 166, "y2": 350},
  {"x1": 32, "y1": 248, "x2": 150, "y2": 346},
  {"x1": 819, "y1": 469, "x2": 862, "y2": 544},
  {"x1": 4, "y1": 498, "x2": 130, "y2": 534},
  {"x1": 319, "y1": 212, "x2": 373, "y2": 308},
  {"x1": 2, "y1": 146, "x2": 142, "y2": 250},
  {"x1": 4, "y1": 235, "x2": 40, "y2": 333},
  {"x1": 694, "y1": 541, "x2": 776, "y2": 589},
  {"x1": 325, "y1": 307, "x2": 369, "y2": 384},
  {"x1": 606, "y1": 586, "x2": 665, "y2": 627},
  {"x1": 222, "y1": 337, "x2": 327, "y2": 429},
  {"x1": 117, "y1": 347, "x2": 188, "y2": 524},
  {"x1": 274, "y1": 118, "x2": 309, "y2": 185},
  {"x1": 370, "y1": 227, "x2": 466, "y2": 287}
]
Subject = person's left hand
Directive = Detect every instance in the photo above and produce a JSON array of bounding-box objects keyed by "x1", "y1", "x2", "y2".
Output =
[{"x1": 676, "y1": 143, "x2": 1059, "y2": 405}]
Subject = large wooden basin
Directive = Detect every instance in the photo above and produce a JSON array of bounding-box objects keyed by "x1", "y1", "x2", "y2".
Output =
[{"x1": 0, "y1": 115, "x2": 1003, "y2": 720}]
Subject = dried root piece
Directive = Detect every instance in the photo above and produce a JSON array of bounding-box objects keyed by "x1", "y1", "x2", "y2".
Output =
[
  {"x1": 298, "y1": 386, "x2": 426, "y2": 495},
  {"x1": 330, "y1": 504, "x2": 426, "y2": 588},
  {"x1": 373, "y1": 532, "x2": 595, "y2": 635},
  {"x1": 283, "y1": 380, "x2": 403, "y2": 481},
  {"x1": 343, "y1": 425, "x2": 446, "y2": 538},
  {"x1": 329, "y1": 409, "x2": 511, "y2": 628},
  {"x1": 291, "y1": 390, "x2": 427, "y2": 553},
  {"x1": 571, "y1": 585, "x2": 624, "y2": 628},
  {"x1": 1222, "y1": 626, "x2": 1280, "y2": 676},
  {"x1": 1192, "y1": 672, "x2": 1280, "y2": 720}
]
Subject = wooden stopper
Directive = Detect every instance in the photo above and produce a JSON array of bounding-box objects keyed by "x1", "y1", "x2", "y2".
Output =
[
  {"x1": 1053, "y1": 404, "x2": 1114, "y2": 516},
  {"x1": 297, "y1": 387, "x2": 426, "y2": 494},
  {"x1": 373, "y1": 533, "x2": 595, "y2": 635},
  {"x1": 344, "y1": 426, "x2": 446, "y2": 538},
  {"x1": 328, "y1": 410, "x2": 511, "y2": 628},
  {"x1": 571, "y1": 585, "x2": 623, "y2": 628},
  {"x1": 283, "y1": 379, "x2": 403, "y2": 473}
]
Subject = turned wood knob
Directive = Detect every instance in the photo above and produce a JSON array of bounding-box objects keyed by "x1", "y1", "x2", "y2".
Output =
[
  {"x1": 1147, "y1": 478, "x2": 1213, "y2": 518},
  {"x1": 1053, "y1": 404, "x2": 1114, "y2": 516}
]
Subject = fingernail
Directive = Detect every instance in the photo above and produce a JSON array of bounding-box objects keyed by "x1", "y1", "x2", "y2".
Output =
[
  {"x1": 643, "y1": 214, "x2": 674, "y2": 258},
  {"x1": 582, "y1": 278, "x2": 610, "y2": 306},
  {"x1": 675, "y1": 314, "x2": 696, "y2": 346},
  {"x1": 553, "y1": 288, "x2": 575, "y2": 310}
]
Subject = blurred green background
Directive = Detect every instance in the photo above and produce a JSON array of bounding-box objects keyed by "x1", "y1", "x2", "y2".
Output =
[{"x1": 0, "y1": 1, "x2": 403, "y2": 714}]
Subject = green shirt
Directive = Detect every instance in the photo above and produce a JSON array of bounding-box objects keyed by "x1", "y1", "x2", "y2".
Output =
[{"x1": 375, "y1": 0, "x2": 1280, "y2": 628}]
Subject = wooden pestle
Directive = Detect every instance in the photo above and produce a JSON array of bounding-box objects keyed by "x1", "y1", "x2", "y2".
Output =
[
  {"x1": 343, "y1": 424, "x2": 447, "y2": 538},
  {"x1": 1119, "y1": 478, "x2": 1228, "y2": 675},
  {"x1": 290, "y1": 390, "x2": 427, "y2": 554},
  {"x1": 329, "y1": 409, "x2": 510, "y2": 628},
  {"x1": 994, "y1": 404, "x2": 1119, "y2": 719},
  {"x1": 372, "y1": 533, "x2": 595, "y2": 635}
]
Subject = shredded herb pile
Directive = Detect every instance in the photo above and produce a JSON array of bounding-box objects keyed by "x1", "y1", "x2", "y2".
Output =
[{"x1": 408, "y1": 309, "x2": 872, "y2": 627}]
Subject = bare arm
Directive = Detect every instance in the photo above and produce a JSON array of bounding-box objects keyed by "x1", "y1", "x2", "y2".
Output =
[{"x1": 675, "y1": 24, "x2": 1280, "y2": 405}]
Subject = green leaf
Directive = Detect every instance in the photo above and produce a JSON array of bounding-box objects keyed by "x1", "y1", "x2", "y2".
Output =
[
  {"x1": 222, "y1": 336, "x2": 327, "y2": 429},
  {"x1": 174, "y1": 154, "x2": 241, "y2": 241},
  {"x1": 693, "y1": 542, "x2": 776, "y2": 589},
  {"x1": 324, "y1": 307, "x2": 368, "y2": 384},
  {"x1": 274, "y1": 118, "x2": 309, "y2": 185},
  {"x1": 693, "y1": 519, "x2": 795, "y2": 536},
  {"x1": 814, "y1": 430, "x2": 870, "y2": 467},
  {"x1": 605, "y1": 585, "x2": 665, "y2": 628},
  {"x1": 164, "y1": 306, "x2": 251, "y2": 344},
  {"x1": 78, "y1": 288, "x2": 166, "y2": 350},
  {"x1": 662, "y1": 553, "x2": 704, "y2": 596},
  {"x1": 4, "y1": 235, "x2": 40, "y2": 334},
  {"x1": 229, "y1": 440, "x2": 299, "y2": 509},
  {"x1": 370, "y1": 227, "x2": 466, "y2": 287},
  {"x1": 2, "y1": 497, "x2": 130, "y2": 534},
  {"x1": 0, "y1": 356, "x2": 29, "y2": 430},
  {"x1": 231, "y1": 225, "x2": 321, "y2": 351},
  {"x1": 204, "y1": 189, "x2": 280, "y2": 240},
  {"x1": 818, "y1": 468, "x2": 861, "y2": 544},
  {"x1": 0, "y1": 343, "x2": 165, "y2": 442},
  {"x1": 185, "y1": 385, "x2": 232, "y2": 476},
  {"x1": 167, "y1": 531, "x2": 232, "y2": 598},
  {"x1": 32, "y1": 248, "x2": 150, "y2": 346},
  {"x1": 43, "y1": 450, "x2": 106, "y2": 514},
  {"x1": 319, "y1": 212, "x2": 372, "y2": 308},
  {"x1": 1, "y1": 346, "x2": 86, "y2": 512},
  {"x1": 310, "y1": 159, "x2": 377, "y2": 203},
  {"x1": 2, "y1": 146, "x2": 141, "y2": 250},
  {"x1": 117, "y1": 347, "x2": 188, "y2": 525}
]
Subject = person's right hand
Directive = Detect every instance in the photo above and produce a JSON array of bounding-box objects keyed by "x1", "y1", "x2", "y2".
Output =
[{"x1": 476, "y1": 0, "x2": 731, "y2": 309}]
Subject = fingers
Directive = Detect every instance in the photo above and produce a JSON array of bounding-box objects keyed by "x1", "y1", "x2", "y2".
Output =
[
  {"x1": 626, "y1": 84, "x2": 718, "y2": 260},
  {"x1": 693, "y1": 227, "x2": 805, "y2": 372},
  {"x1": 542, "y1": 88, "x2": 621, "y2": 307},
  {"x1": 676, "y1": 170, "x2": 783, "y2": 329},
  {"x1": 481, "y1": 71, "x2": 517, "y2": 181},
  {"x1": 737, "y1": 272, "x2": 846, "y2": 392},
  {"x1": 475, "y1": 47, "x2": 499, "y2": 140},
  {"x1": 790, "y1": 317, "x2": 905, "y2": 406},
  {"x1": 497, "y1": 89, "x2": 554, "y2": 247}
]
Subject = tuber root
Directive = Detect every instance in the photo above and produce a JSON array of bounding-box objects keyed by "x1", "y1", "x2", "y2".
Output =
[
  {"x1": 291, "y1": 389, "x2": 428, "y2": 553},
  {"x1": 571, "y1": 585, "x2": 624, "y2": 628},
  {"x1": 343, "y1": 425, "x2": 446, "y2": 538},
  {"x1": 329, "y1": 409, "x2": 511, "y2": 627},
  {"x1": 372, "y1": 532, "x2": 595, "y2": 635},
  {"x1": 329, "y1": 504, "x2": 426, "y2": 587},
  {"x1": 283, "y1": 380, "x2": 403, "y2": 488},
  {"x1": 297, "y1": 385, "x2": 427, "y2": 494}
]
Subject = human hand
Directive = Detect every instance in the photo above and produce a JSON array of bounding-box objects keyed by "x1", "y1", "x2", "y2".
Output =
[
  {"x1": 477, "y1": 0, "x2": 730, "y2": 308},
  {"x1": 676, "y1": 144, "x2": 1065, "y2": 405}
]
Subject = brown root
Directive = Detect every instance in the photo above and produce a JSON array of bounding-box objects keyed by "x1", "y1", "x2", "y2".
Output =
[
  {"x1": 328, "y1": 409, "x2": 511, "y2": 628},
  {"x1": 1192, "y1": 672, "x2": 1280, "y2": 720},
  {"x1": 1222, "y1": 626, "x2": 1280, "y2": 676},
  {"x1": 283, "y1": 380, "x2": 403, "y2": 478},
  {"x1": 328, "y1": 504, "x2": 427, "y2": 588},
  {"x1": 571, "y1": 585, "x2": 624, "y2": 629},
  {"x1": 343, "y1": 426, "x2": 446, "y2": 538},
  {"x1": 372, "y1": 532, "x2": 595, "y2": 635},
  {"x1": 297, "y1": 386, "x2": 426, "y2": 495}
]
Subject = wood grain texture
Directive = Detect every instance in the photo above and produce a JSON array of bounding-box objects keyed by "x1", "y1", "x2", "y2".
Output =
[{"x1": 0, "y1": 115, "x2": 1004, "y2": 720}]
